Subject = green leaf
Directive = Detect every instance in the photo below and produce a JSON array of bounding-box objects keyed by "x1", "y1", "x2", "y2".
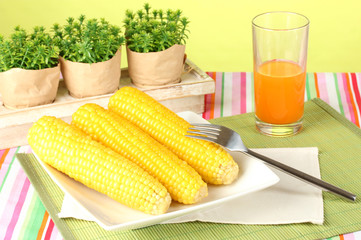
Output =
[
  {"x1": 124, "y1": 4, "x2": 190, "y2": 53},
  {"x1": 53, "y1": 15, "x2": 124, "y2": 63},
  {"x1": 0, "y1": 25, "x2": 59, "y2": 71}
]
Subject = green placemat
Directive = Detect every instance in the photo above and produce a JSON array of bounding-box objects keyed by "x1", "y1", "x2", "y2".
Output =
[{"x1": 16, "y1": 98, "x2": 361, "y2": 240}]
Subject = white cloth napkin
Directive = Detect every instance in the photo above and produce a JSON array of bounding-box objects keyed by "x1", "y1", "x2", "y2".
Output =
[{"x1": 58, "y1": 147, "x2": 324, "y2": 225}]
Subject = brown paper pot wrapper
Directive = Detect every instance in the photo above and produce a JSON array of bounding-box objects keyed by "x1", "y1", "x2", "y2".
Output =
[
  {"x1": 127, "y1": 44, "x2": 185, "y2": 88},
  {"x1": 0, "y1": 65, "x2": 60, "y2": 109},
  {"x1": 60, "y1": 49, "x2": 121, "y2": 98}
]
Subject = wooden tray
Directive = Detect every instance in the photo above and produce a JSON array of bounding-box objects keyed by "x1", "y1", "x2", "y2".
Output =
[{"x1": 0, "y1": 59, "x2": 215, "y2": 149}]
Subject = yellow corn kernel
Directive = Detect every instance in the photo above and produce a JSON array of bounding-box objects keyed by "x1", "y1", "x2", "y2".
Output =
[
  {"x1": 72, "y1": 103, "x2": 208, "y2": 204},
  {"x1": 27, "y1": 116, "x2": 171, "y2": 215},
  {"x1": 108, "y1": 87, "x2": 239, "y2": 185}
]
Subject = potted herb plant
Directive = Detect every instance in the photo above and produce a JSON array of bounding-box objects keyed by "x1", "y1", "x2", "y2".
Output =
[
  {"x1": 53, "y1": 15, "x2": 124, "y2": 98},
  {"x1": 0, "y1": 26, "x2": 60, "y2": 109},
  {"x1": 124, "y1": 3, "x2": 190, "y2": 88}
]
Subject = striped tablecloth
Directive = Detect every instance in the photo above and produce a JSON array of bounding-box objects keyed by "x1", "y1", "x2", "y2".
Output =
[{"x1": 0, "y1": 72, "x2": 360, "y2": 240}]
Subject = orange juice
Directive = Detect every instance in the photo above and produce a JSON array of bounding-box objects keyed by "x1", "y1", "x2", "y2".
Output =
[{"x1": 254, "y1": 60, "x2": 306, "y2": 124}]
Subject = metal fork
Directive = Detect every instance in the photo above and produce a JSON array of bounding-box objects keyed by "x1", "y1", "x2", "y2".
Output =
[{"x1": 186, "y1": 123, "x2": 356, "y2": 201}]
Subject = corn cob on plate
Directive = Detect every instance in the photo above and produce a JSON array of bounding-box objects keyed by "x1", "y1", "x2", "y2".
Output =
[
  {"x1": 26, "y1": 111, "x2": 279, "y2": 231},
  {"x1": 27, "y1": 116, "x2": 172, "y2": 215},
  {"x1": 71, "y1": 103, "x2": 208, "y2": 204},
  {"x1": 108, "y1": 87, "x2": 239, "y2": 185}
]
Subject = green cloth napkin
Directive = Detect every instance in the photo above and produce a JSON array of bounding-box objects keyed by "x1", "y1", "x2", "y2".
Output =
[{"x1": 16, "y1": 98, "x2": 361, "y2": 240}]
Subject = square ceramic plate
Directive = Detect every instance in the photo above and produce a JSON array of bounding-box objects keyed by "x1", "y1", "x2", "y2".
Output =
[{"x1": 33, "y1": 111, "x2": 280, "y2": 231}]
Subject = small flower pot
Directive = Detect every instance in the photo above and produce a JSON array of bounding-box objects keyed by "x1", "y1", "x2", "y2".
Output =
[
  {"x1": 127, "y1": 44, "x2": 186, "y2": 88},
  {"x1": 59, "y1": 49, "x2": 122, "y2": 98},
  {"x1": 0, "y1": 65, "x2": 60, "y2": 109}
]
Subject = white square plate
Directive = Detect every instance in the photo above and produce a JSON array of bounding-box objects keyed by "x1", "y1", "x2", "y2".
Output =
[{"x1": 33, "y1": 111, "x2": 279, "y2": 231}]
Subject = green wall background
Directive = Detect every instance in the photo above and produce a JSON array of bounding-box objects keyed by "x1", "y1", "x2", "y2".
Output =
[{"x1": 0, "y1": 0, "x2": 360, "y2": 72}]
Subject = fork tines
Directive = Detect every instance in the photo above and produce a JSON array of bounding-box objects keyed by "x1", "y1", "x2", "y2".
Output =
[
  {"x1": 189, "y1": 123, "x2": 222, "y2": 130},
  {"x1": 186, "y1": 123, "x2": 221, "y2": 142}
]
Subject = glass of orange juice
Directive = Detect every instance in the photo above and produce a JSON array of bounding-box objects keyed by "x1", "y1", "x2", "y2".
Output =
[{"x1": 252, "y1": 12, "x2": 309, "y2": 137}]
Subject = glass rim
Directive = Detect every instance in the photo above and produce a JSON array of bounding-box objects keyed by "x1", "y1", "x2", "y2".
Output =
[{"x1": 252, "y1": 11, "x2": 310, "y2": 31}]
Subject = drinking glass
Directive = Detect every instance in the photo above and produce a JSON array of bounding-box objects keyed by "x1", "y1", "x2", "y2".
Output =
[{"x1": 252, "y1": 12, "x2": 309, "y2": 137}]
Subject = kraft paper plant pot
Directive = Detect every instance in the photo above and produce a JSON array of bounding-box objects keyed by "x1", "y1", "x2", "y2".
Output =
[
  {"x1": 59, "y1": 49, "x2": 121, "y2": 98},
  {"x1": 127, "y1": 44, "x2": 185, "y2": 88},
  {"x1": 0, "y1": 65, "x2": 60, "y2": 109}
]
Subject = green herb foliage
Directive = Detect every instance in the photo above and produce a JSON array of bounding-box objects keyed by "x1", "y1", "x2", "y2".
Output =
[
  {"x1": 0, "y1": 26, "x2": 59, "y2": 72},
  {"x1": 124, "y1": 3, "x2": 190, "y2": 53},
  {"x1": 52, "y1": 15, "x2": 125, "y2": 63}
]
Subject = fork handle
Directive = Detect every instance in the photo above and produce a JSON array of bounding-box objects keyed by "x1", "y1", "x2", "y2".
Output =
[{"x1": 246, "y1": 149, "x2": 356, "y2": 201}]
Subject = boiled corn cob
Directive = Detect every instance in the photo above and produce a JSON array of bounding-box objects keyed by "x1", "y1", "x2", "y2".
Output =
[
  {"x1": 108, "y1": 87, "x2": 239, "y2": 185},
  {"x1": 27, "y1": 116, "x2": 171, "y2": 215},
  {"x1": 72, "y1": 103, "x2": 208, "y2": 204}
]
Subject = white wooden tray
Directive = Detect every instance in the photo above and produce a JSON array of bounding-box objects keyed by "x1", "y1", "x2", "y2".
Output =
[{"x1": 0, "y1": 59, "x2": 215, "y2": 149}]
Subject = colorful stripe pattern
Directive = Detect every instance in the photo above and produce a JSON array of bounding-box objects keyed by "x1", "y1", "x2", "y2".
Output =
[
  {"x1": 0, "y1": 72, "x2": 360, "y2": 240},
  {"x1": 0, "y1": 146, "x2": 62, "y2": 240},
  {"x1": 203, "y1": 72, "x2": 361, "y2": 128}
]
